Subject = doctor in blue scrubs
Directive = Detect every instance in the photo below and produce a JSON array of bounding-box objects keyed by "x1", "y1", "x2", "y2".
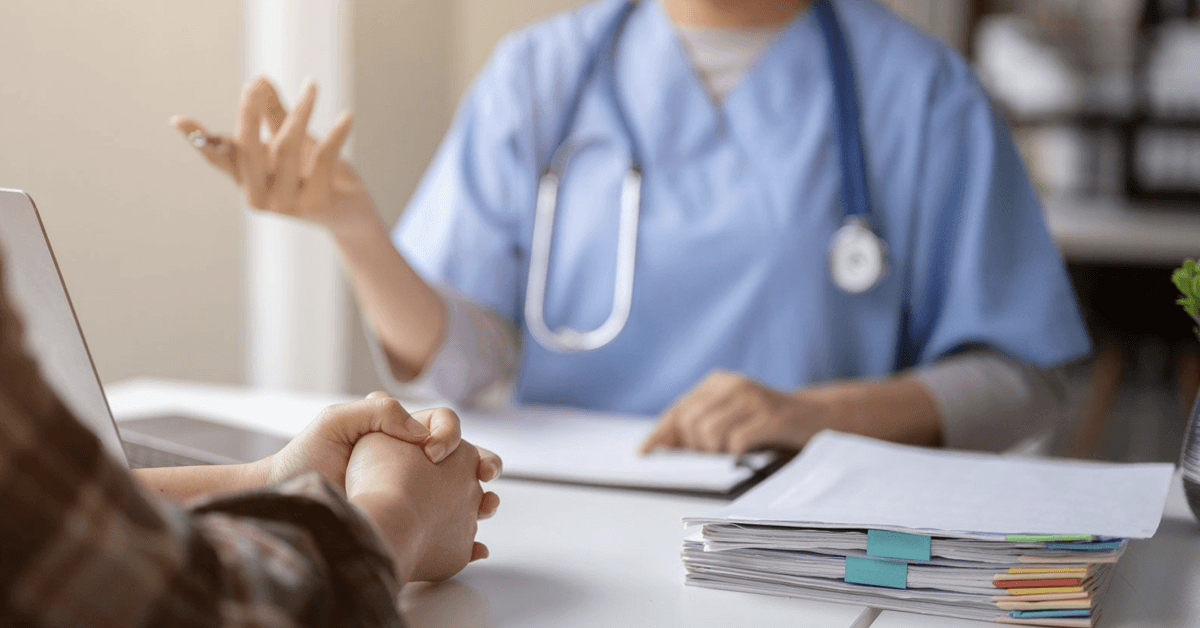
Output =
[{"x1": 173, "y1": 0, "x2": 1090, "y2": 455}]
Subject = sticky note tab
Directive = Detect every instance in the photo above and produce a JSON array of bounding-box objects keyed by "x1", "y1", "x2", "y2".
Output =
[
  {"x1": 867, "y1": 529, "x2": 931, "y2": 561},
  {"x1": 1046, "y1": 541, "x2": 1122, "y2": 551},
  {"x1": 844, "y1": 556, "x2": 908, "y2": 589},
  {"x1": 1008, "y1": 568, "x2": 1088, "y2": 575},
  {"x1": 1010, "y1": 610, "x2": 1091, "y2": 619},
  {"x1": 1004, "y1": 534, "x2": 1093, "y2": 543},
  {"x1": 1007, "y1": 586, "x2": 1085, "y2": 596},
  {"x1": 994, "y1": 578, "x2": 1082, "y2": 589}
]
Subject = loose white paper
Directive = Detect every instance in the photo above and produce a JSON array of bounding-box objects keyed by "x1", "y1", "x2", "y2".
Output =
[
  {"x1": 459, "y1": 405, "x2": 772, "y2": 493},
  {"x1": 687, "y1": 430, "x2": 1175, "y2": 538}
]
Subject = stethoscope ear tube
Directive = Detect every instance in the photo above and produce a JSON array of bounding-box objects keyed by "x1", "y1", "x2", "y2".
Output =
[{"x1": 525, "y1": 160, "x2": 643, "y2": 353}]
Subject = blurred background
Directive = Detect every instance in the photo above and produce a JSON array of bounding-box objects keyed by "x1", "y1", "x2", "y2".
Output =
[{"x1": 0, "y1": 0, "x2": 1197, "y2": 462}]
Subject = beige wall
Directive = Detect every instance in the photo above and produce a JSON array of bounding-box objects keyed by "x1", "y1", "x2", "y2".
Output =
[
  {"x1": 346, "y1": 0, "x2": 457, "y2": 393},
  {"x1": 451, "y1": 0, "x2": 583, "y2": 96},
  {"x1": 0, "y1": 0, "x2": 246, "y2": 386}
]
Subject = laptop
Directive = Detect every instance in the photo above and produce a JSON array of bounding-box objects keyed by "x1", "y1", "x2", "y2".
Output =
[{"x1": 0, "y1": 188, "x2": 288, "y2": 468}]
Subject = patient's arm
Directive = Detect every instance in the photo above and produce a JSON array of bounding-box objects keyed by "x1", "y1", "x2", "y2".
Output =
[
  {"x1": 133, "y1": 461, "x2": 270, "y2": 501},
  {"x1": 134, "y1": 398, "x2": 497, "y2": 502}
]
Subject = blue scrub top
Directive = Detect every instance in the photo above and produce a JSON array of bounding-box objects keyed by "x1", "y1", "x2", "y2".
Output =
[{"x1": 395, "y1": 0, "x2": 1091, "y2": 415}]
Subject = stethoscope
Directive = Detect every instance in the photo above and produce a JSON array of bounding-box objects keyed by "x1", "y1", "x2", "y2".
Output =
[{"x1": 525, "y1": 0, "x2": 887, "y2": 354}]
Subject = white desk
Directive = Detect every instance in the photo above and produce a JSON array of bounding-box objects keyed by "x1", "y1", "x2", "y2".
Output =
[
  {"x1": 107, "y1": 379, "x2": 868, "y2": 628},
  {"x1": 106, "y1": 379, "x2": 1200, "y2": 628}
]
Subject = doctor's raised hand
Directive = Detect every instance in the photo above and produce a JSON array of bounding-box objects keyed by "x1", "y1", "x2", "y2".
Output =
[
  {"x1": 170, "y1": 77, "x2": 380, "y2": 237},
  {"x1": 172, "y1": 76, "x2": 454, "y2": 383}
]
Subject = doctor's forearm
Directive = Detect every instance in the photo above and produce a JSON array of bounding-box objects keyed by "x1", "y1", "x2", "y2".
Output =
[
  {"x1": 331, "y1": 212, "x2": 448, "y2": 380},
  {"x1": 811, "y1": 377, "x2": 942, "y2": 447}
]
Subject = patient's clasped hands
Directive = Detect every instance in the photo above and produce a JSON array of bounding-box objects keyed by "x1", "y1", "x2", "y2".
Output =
[{"x1": 266, "y1": 391, "x2": 501, "y2": 584}]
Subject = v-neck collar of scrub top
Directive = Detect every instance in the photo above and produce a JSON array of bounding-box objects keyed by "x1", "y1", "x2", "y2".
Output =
[{"x1": 618, "y1": 0, "x2": 826, "y2": 174}]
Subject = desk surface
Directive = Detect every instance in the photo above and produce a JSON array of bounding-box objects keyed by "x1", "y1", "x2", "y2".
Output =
[{"x1": 106, "y1": 379, "x2": 1200, "y2": 628}]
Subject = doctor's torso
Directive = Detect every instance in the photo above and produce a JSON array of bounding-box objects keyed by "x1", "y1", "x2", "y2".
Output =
[{"x1": 395, "y1": 0, "x2": 1089, "y2": 414}]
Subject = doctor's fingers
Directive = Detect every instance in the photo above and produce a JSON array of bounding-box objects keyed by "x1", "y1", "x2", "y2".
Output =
[
  {"x1": 170, "y1": 115, "x2": 238, "y2": 180},
  {"x1": 234, "y1": 77, "x2": 289, "y2": 208},
  {"x1": 638, "y1": 415, "x2": 682, "y2": 454},
  {"x1": 268, "y1": 81, "x2": 318, "y2": 214},
  {"x1": 302, "y1": 110, "x2": 354, "y2": 201},
  {"x1": 641, "y1": 387, "x2": 720, "y2": 453},
  {"x1": 668, "y1": 382, "x2": 740, "y2": 452},
  {"x1": 726, "y1": 418, "x2": 775, "y2": 458},
  {"x1": 692, "y1": 399, "x2": 758, "y2": 453},
  {"x1": 411, "y1": 407, "x2": 463, "y2": 464},
  {"x1": 639, "y1": 384, "x2": 722, "y2": 453}
]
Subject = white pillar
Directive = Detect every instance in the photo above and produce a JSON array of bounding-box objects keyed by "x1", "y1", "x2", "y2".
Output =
[{"x1": 243, "y1": 0, "x2": 349, "y2": 393}]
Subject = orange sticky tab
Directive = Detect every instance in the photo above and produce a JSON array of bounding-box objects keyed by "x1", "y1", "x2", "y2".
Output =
[
  {"x1": 1008, "y1": 569, "x2": 1094, "y2": 573},
  {"x1": 1008, "y1": 586, "x2": 1086, "y2": 596},
  {"x1": 995, "y1": 578, "x2": 1082, "y2": 589}
]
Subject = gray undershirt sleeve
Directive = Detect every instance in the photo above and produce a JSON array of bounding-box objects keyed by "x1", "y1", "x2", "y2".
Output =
[
  {"x1": 910, "y1": 348, "x2": 1070, "y2": 453},
  {"x1": 365, "y1": 290, "x2": 519, "y2": 408}
]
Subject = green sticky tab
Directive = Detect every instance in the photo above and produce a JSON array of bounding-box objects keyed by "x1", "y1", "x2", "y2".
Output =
[
  {"x1": 1004, "y1": 534, "x2": 1093, "y2": 543},
  {"x1": 844, "y1": 556, "x2": 908, "y2": 589},
  {"x1": 867, "y1": 529, "x2": 931, "y2": 561}
]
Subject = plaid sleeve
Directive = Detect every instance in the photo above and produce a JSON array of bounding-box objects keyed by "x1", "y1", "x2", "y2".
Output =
[{"x1": 0, "y1": 253, "x2": 405, "y2": 628}]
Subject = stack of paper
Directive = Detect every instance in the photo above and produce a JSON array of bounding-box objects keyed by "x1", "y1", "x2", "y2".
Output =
[{"x1": 682, "y1": 431, "x2": 1175, "y2": 627}]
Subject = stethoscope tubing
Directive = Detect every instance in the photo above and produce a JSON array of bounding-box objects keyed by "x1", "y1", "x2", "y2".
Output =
[{"x1": 524, "y1": 0, "x2": 886, "y2": 353}]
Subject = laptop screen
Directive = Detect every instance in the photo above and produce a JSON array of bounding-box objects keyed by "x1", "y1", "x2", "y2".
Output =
[{"x1": 0, "y1": 189, "x2": 127, "y2": 465}]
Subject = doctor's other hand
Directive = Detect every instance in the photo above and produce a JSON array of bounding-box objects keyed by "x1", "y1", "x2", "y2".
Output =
[
  {"x1": 170, "y1": 76, "x2": 382, "y2": 237},
  {"x1": 346, "y1": 432, "x2": 500, "y2": 583},
  {"x1": 639, "y1": 371, "x2": 835, "y2": 457}
]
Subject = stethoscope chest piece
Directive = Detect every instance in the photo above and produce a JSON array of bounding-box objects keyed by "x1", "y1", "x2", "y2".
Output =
[{"x1": 829, "y1": 217, "x2": 887, "y2": 294}]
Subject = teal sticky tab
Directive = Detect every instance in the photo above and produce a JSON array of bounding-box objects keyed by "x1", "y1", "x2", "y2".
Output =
[
  {"x1": 1046, "y1": 541, "x2": 1122, "y2": 551},
  {"x1": 867, "y1": 529, "x2": 931, "y2": 561},
  {"x1": 844, "y1": 556, "x2": 908, "y2": 589},
  {"x1": 1010, "y1": 610, "x2": 1091, "y2": 619},
  {"x1": 1005, "y1": 534, "x2": 1093, "y2": 543}
]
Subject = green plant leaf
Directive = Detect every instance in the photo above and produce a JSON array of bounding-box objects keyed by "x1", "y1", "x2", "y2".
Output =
[
  {"x1": 1172, "y1": 260, "x2": 1200, "y2": 318},
  {"x1": 1174, "y1": 269, "x2": 1190, "y2": 294}
]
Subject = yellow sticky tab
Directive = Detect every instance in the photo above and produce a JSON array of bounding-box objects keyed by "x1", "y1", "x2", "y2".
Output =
[{"x1": 1008, "y1": 586, "x2": 1085, "y2": 595}]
